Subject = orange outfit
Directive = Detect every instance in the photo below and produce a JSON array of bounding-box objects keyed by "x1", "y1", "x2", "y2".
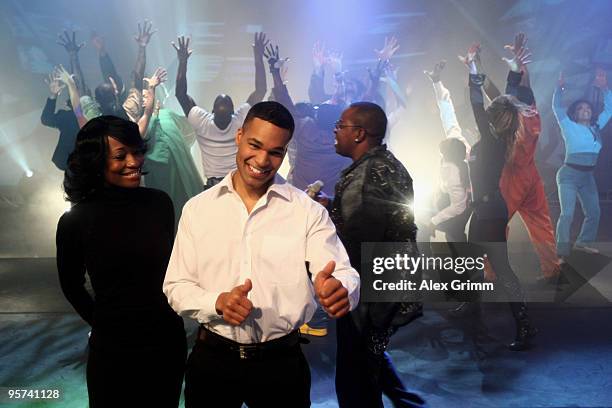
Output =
[{"x1": 500, "y1": 111, "x2": 561, "y2": 278}]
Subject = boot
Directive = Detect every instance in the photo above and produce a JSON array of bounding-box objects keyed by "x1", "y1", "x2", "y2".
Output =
[{"x1": 508, "y1": 303, "x2": 537, "y2": 351}]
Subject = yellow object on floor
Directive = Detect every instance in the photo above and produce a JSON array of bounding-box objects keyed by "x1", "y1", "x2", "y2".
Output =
[{"x1": 299, "y1": 324, "x2": 328, "y2": 337}]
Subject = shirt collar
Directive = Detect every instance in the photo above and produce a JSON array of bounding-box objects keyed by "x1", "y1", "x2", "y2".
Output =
[{"x1": 217, "y1": 171, "x2": 291, "y2": 202}]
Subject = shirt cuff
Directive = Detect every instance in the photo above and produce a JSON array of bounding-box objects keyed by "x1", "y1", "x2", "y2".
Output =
[
  {"x1": 195, "y1": 290, "x2": 224, "y2": 324},
  {"x1": 336, "y1": 273, "x2": 360, "y2": 312}
]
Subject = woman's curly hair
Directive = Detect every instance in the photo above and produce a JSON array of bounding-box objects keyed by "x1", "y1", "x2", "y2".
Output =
[{"x1": 63, "y1": 115, "x2": 145, "y2": 203}]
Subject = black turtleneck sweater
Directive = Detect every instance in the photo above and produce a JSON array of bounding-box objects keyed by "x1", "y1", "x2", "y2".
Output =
[{"x1": 56, "y1": 186, "x2": 183, "y2": 348}]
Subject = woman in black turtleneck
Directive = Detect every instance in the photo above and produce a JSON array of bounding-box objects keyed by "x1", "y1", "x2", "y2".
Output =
[{"x1": 56, "y1": 116, "x2": 186, "y2": 407}]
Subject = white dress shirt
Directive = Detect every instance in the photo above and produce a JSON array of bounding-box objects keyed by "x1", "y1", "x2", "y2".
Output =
[
  {"x1": 431, "y1": 162, "x2": 468, "y2": 226},
  {"x1": 187, "y1": 103, "x2": 250, "y2": 178},
  {"x1": 163, "y1": 172, "x2": 360, "y2": 343}
]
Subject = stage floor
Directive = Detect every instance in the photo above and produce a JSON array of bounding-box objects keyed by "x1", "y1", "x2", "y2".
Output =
[{"x1": 1, "y1": 258, "x2": 612, "y2": 407}]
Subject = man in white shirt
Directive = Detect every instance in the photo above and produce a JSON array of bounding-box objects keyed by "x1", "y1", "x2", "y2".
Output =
[
  {"x1": 163, "y1": 101, "x2": 360, "y2": 408},
  {"x1": 172, "y1": 33, "x2": 268, "y2": 188}
]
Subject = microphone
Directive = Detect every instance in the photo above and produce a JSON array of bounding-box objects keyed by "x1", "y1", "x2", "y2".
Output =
[{"x1": 306, "y1": 180, "x2": 324, "y2": 198}]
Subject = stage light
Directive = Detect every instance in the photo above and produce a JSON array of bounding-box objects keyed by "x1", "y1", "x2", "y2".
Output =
[{"x1": 25, "y1": 170, "x2": 33, "y2": 178}]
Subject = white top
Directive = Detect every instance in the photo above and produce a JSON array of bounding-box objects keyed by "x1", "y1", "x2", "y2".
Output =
[
  {"x1": 163, "y1": 172, "x2": 360, "y2": 343},
  {"x1": 434, "y1": 81, "x2": 471, "y2": 154},
  {"x1": 430, "y1": 80, "x2": 470, "y2": 226},
  {"x1": 431, "y1": 162, "x2": 468, "y2": 226},
  {"x1": 187, "y1": 103, "x2": 251, "y2": 178}
]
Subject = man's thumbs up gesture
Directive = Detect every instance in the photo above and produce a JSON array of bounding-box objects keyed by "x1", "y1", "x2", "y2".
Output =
[
  {"x1": 215, "y1": 279, "x2": 253, "y2": 325},
  {"x1": 314, "y1": 261, "x2": 350, "y2": 318}
]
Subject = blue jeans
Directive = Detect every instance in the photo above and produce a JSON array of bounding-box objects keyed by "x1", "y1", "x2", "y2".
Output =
[{"x1": 555, "y1": 165, "x2": 601, "y2": 256}]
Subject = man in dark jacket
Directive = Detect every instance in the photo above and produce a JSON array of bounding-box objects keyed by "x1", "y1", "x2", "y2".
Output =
[{"x1": 329, "y1": 102, "x2": 426, "y2": 408}]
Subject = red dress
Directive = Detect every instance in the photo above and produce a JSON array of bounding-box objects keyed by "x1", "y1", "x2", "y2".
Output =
[{"x1": 500, "y1": 110, "x2": 560, "y2": 278}]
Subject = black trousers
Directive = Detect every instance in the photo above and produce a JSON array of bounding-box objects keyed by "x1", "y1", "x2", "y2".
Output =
[
  {"x1": 185, "y1": 339, "x2": 311, "y2": 408},
  {"x1": 86, "y1": 337, "x2": 186, "y2": 408},
  {"x1": 335, "y1": 314, "x2": 427, "y2": 408}
]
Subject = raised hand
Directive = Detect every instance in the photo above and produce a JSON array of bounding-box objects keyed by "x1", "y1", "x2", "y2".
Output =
[
  {"x1": 314, "y1": 261, "x2": 350, "y2": 319},
  {"x1": 44, "y1": 73, "x2": 65, "y2": 97},
  {"x1": 424, "y1": 60, "x2": 446, "y2": 82},
  {"x1": 215, "y1": 279, "x2": 254, "y2": 325},
  {"x1": 171, "y1": 36, "x2": 193, "y2": 63},
  {"x1": 53, "y1": 65, "x2": 75, "y2": 86},
  {"x1": 264, "y1": 43, "x2": 288, "y2": 73},
  {"x1": 593, "y1": 67, "x2": 608, "y2": 89},
  {"x1": 375, "y1": 36, "x2": 400, "y2": 61},
  {"x1": 326, "y1": 51, "x2": 343, "y2": 73},
  {"x1": 503, "y1": 32, "x2": 532, "y2": 72},
  {"x1": 458, "y1": 42, "x2": 481, "y2": 66},
  {"x1": 134, "y1": 20, "x2": 156, "y2": 47},
  {"x1": 90, "y1": 32, "x2": 105, "y2": 54},
  {"x1": 57, "y1": 30, "x2": 84, "y2": 54},
  {"x1": 504, "y1": 32, "x2": 527, "y2": 55},
  {"x1": 144, "y1": 67, "x2": 167, "y2": 89},
  {"x1": 312, "y1": 41, "x2": 326, "y2": 71},
  {"x1": 252, "y1": 32, "x2": 269, "y2": 58}
]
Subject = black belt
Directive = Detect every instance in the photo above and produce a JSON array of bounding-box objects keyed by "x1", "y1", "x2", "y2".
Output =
[
  {"x1": 565, "y1": 163, "x2": 595, "y2": 172},
  {"x1": 197, "y1": 326, "x2": 301, "y2": 360}
]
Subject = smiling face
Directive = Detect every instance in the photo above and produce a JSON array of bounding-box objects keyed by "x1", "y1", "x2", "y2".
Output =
[
  {"x1": 104, "y1": 136, "x2": 145, "y2": 188},
  {"x1": 233, "y1": 117, "x2": 290, "y2": 196},
  {"x1": 575, "y1": 101, "x2": 592, "y2": 123}
]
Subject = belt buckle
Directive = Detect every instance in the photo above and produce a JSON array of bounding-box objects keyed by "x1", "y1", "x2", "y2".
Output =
[
  {"x1": 239, "y1": 345, "x2": 248, "y2": 360},
  {"x1": 238, "y1": 345, "x2": 258, "y2": 360}
]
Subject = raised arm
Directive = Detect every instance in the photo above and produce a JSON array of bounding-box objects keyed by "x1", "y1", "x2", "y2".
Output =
[
  {"x1": 172, "y1": 36, "x2": 196, "y2": 117},
  {"x1": 265, "y1": 43, "x2": 295, "y2": 112},
  {"x1": 55, "y1": 65, "x2": 87, "y2": 128},
  {"x1": 91, "y1": 32, "x2": 124, "y2": 95},
  {"x1": 41, "y1": 73, "x2": 66, "y2": 127},
  {"x1": 593, "y1": 68, "x2": 612, "y2": 129},
  {"x1": 129, "y1": 20, "x2": 156, "y2": 92},
  {"x1": 425, "y1": 61, "x2": 471, "y2": 149},
  {"x1": 502, "y1": 32, "x2": 535, "y2": 106},
  {"x1": 552, "y1": 72, "x2": 568, "y2": 124},
  {"x1": 246, "y1": 32, "x2": 268, "y2": 106},
  {"x1": 138, "y1": 67, "x2": 167, "y2": 138},
  {"x1": 363, "y1": 36, "x2": 400, "y2": 104},
  {"x1": 57, "y1": 30, "x2": 89, "y2": 96},
  {"x1": 308, "y1": 41, "x2": 332, "y2": 104}
]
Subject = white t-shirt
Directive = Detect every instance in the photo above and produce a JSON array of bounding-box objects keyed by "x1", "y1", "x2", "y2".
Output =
[{"x1": 188, "y1": 103, "x2": 250, "y2": 178}]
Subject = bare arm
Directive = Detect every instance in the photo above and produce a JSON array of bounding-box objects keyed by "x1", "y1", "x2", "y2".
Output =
[
  {"x1": 246, "y1": 32, "x2": 268, "y2": 106},
  {"x1": 41, "y1": 73, "x2": 65, "y2": 127},
  {"x1": 138, "y1": 67, "x2": 167, "y2": 138},
  {"x1": 172, "y1": 36, "x2": 196, "y2": 117},
  {"x1": 57, "y1": 30, "x2": 89, "y2": 96},
  {"x1": 55, "y1": 65, "x2": 87, "y2": 128},
  {"x1": 265, "y1": 43, "x2": 295, "y2": 112},
  {"x1": 91, "y1": 33, "x2": 125, "y2": 97},
  {"x1": 131, "y1": 20, "x2": 156, "y2": 92}
]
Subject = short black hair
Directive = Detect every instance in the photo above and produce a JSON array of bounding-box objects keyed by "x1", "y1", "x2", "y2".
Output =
[
  {"x1": 348, "y1": 101, "x2": 387, "y2": 142},
  {"x1": 567, "y1": 99, "x2": 596, "y2": 126},
  {"x1": 242, "y1": 101, "x2": 295, "y2": 137},
  {"x1": 63, "y1": 115, "x2": 145, "y2": 203}
]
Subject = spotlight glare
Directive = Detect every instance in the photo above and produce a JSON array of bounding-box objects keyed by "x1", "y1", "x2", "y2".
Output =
[{"x1": 25, "y1": 170, "x2": 33, "y2": 178}]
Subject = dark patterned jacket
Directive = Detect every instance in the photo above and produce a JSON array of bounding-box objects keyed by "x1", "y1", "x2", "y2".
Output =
[{"x1": 330, "y1": 145, "x2": 421, "y2": 337}]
